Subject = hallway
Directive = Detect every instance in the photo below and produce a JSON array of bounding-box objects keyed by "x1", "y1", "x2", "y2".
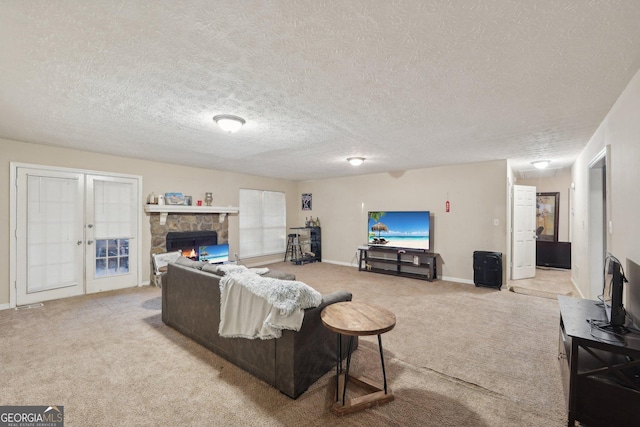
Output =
[{"x1": 508, "y1": 267, "x2": 578, "y2": 299}]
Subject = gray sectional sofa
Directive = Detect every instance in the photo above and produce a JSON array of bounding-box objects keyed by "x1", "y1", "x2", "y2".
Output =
[{"x1": 161, "y1": 262, "x2": 356, "y2": 398}]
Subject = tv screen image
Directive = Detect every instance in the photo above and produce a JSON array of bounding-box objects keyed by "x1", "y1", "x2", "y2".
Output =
[
  {"x1": 367, "y1": 211, "x2": 430, "y2": 250},
  {"x1": 199, "y1": 244, "x2": 229, "y2": 264}
]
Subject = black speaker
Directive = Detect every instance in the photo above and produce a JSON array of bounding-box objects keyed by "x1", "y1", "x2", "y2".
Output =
[{"x1": 473, "y1": 251, "x2": 502, "y2": 289}]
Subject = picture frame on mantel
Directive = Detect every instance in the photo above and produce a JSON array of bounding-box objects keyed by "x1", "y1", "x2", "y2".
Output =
[
  {"x1": 536, "y1": 192, "x2": 559, "y2": 242},
  {"x1": 165, "y1": 192, "x2": 187, "y2": 205}
]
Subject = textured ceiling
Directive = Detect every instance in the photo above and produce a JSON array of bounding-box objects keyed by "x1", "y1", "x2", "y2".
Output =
[{"x1": 1, "y1": 1, "x2": 640, "y2": 181}]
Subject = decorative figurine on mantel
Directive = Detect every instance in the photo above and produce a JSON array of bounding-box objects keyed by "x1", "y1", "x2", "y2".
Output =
[{"x1": 204, "y1": 192, "x2": 213, "y2": 206}]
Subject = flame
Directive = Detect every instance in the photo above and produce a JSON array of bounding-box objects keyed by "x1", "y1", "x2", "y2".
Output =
[
  {"x1": 182, "y1": 248, "x2": 197, "y2": 258},
  {"x1": 178, "y1": 248, "x2": 199, "y2": 260}
]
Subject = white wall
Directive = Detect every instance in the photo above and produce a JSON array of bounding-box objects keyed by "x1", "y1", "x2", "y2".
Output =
[
  {"x1": 571, "y1": 68, "x2": 640, "y2": 322},
  {"x1": 296, "y1": 160, "x2": 509, "y2": 282}
]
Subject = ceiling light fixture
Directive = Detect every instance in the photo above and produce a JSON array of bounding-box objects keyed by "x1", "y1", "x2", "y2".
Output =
[
  {"x1": 531, "y1": 160, "x2": 550, "y2": 169},
  {"x1": 213, "y1": 114, "x2": 245, "y2": 133},
  {"x1": 347, "y1": 157, "x2": 365, "y2": 166}
]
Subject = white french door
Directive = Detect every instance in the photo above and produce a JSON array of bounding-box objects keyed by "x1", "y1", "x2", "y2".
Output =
[
  {"x1": 511, "y1": 185, "x2": 537, "y2": 280},
  {"x1": 85, "y1": 175, "x2": 138, "y2": 293},
  {"x1": 14, "y1": 166, "x2": 140, "y2": 306},
  {"x1": 16, "y1": 169, "x2": 86, "y2": 304}
]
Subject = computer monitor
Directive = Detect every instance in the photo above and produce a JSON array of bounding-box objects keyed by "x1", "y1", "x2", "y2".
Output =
[{"x1": 603, "y1": 254, "x2": 628, "y2": 327}]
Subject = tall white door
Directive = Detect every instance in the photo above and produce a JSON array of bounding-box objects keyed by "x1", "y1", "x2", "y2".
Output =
[
  {"x1": 85, "y1": 175, "x2": 138, "y2": 294},
  {"x1": 512, "y1": 185, "x2": 537, "y2": 280},
  {"x1": 16, "y1": 169, "x2": 86, "y2": 305},
  {"x1": 15, "y1": 166, "x2": 139, "y2": 305}
]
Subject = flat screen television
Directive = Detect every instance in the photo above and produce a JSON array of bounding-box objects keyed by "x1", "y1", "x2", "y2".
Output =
[
  {"x1": 603, "y1": 253, "x2": 628, "y2": 327},
  {"x1": 199, "y1": 244, "x2": 229, "y2": 264},
  {"x1": 536, "y1": 241, "x2": 571, "y2": 269},
  {"x1": 367, "y1": 211, "x2": 430, "y2": 251}
]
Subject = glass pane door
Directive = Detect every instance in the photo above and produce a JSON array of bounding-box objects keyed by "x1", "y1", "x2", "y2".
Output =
[
  {"x1": 16, "y1": 168, "x2": 85, "y2": 305},
  {"x1": 95, "y1": 239, "x2": 130, "y2": 276},
  {"x1": 14, "y1": 165, "x2": 140, "y2": 306},
  {"x1": 86, "y1": 175, "x2": 138, "y2": 293}
]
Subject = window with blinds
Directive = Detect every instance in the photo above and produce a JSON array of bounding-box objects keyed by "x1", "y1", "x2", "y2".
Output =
[{"x1": 239, "y1": 189, "x2": 286, "y2": 258}]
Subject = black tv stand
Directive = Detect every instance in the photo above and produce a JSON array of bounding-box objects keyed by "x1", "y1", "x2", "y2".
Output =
[
  {"x1": 558, "y1": 296, "x2": 640, "y2": 426},
  {"x1": 358, "y1": 245, "x2": 437, "y2": 281}
]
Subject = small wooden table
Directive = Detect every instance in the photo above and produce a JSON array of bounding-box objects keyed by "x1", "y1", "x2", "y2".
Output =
[{"x1": 321, "y1": 301, "x2": 396, "y2": 415}]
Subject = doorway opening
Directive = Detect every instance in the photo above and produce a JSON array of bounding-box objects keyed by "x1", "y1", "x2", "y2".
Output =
[{"x1": 588, "y1": 147, "x2": 609, "y2": 299}]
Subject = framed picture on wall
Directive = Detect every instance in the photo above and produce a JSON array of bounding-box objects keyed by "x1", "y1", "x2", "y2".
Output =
[
  {"x1": 302, "y1": 193, "x2": 312, "y2": 211},
  {"x1": 536, "y1": 192, "x2": 559, "y2": 242}
]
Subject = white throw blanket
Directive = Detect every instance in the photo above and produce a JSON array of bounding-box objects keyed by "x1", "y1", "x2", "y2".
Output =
[{"x1": 218, "y1": 271, "x2": 322, "y2": 339}]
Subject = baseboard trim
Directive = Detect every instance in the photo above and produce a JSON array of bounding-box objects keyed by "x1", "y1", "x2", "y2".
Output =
[
  {"x1": 0, "y1": 303, "x2": 12, "y2": 311},
  {"x1": 442, "y1": 276, "x2": 475, "y2": 285},
  {"x1": 571, "y1": 276, "x2": 584, "y2": 298},
  {"x1": 322, "y1": 259, "x2": 356, "y2": 268}
]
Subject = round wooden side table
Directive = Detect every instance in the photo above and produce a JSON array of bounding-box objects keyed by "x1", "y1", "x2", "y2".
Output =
[{"x1": 321, "y1": 301, "x2": 396, "y2": 415}]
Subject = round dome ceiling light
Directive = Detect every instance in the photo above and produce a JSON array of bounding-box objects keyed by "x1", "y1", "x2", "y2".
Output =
[
  {"x1": 213, "y1": 115, "x2": 246, "y2": 133},
  {"x1": 531, "y1": 160, "x2": 550, "y2": 169},
  {"x1": 347, "y1": 157, "x2": 365, "y2": 166}
]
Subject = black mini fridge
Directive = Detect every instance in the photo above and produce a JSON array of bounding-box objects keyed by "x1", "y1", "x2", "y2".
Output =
[{"x1": 473, "y1": 251, "x2": 502, "y2": 289}]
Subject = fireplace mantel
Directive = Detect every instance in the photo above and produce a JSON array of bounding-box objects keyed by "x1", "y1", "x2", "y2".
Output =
[{"x1": 144, "y1": 204, "x2": 239, "y2": 225}]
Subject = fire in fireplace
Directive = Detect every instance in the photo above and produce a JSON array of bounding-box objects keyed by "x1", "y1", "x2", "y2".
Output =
[{"x1": 166, "y1": 231, "x2": 218, "y2": 260}]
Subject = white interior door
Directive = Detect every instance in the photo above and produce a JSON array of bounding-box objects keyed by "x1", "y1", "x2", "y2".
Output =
[
  {"x1": 512, "y1": 185, "x2": 537, "y2": 280},
  {"x1": 16, "y1": 168, "x2": 85, "y2": 305},
  {"x1": 85, "y1": 175, "x2": 138, "y2": 294}
]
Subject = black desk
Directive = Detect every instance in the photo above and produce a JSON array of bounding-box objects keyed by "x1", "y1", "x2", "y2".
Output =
[{"x1": 558, "y1": 296, "x2": 640, "y2": 426}]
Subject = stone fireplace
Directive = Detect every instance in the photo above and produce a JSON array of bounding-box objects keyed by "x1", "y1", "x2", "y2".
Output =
[
  {"x1": 165, "y1": 230, "x2": 218, "y2": 259},
  {"x1": 148, "y1": 211, "x2": 229, "y2": 285}
]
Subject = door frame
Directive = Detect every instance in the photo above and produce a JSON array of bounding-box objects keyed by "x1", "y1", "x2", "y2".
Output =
[
  {"x1": 587, "y1": 147, "x2": 610, "y2": 299},
  {"x1": 9, "y1": 162, "x2": 143, "y2": 308}
]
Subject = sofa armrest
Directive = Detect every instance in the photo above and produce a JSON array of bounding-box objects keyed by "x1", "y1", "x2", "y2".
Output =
[
  {"x1": 306, "y1": 290, "x2": 352, "y2": 317},
  {"x1": 275, "y1": 290, "x2": 357, "y2": 398}
]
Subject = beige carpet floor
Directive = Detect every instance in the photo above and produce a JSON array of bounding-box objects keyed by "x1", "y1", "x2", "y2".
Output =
[{"x1": 0, "y1": 262, "x2": 568, "y2": 426}]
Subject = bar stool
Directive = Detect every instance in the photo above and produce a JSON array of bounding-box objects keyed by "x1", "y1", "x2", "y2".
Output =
[{"x1": 284, "y1": 233, "x2": 300, "y2": 262}]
